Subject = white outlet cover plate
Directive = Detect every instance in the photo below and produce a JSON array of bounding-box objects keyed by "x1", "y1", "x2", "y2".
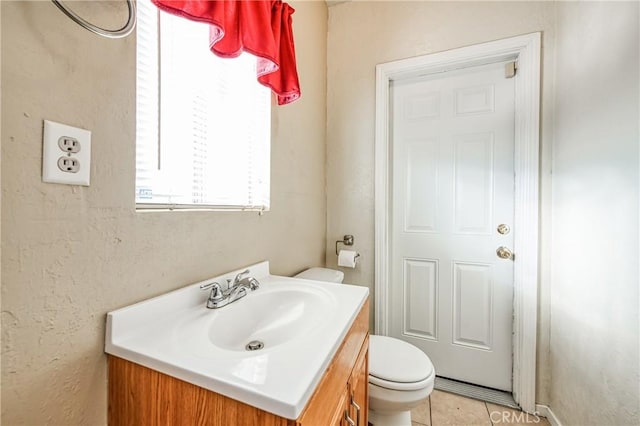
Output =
[{"x1": 42, "y1": 120, "x2": 91, "y2": 186}]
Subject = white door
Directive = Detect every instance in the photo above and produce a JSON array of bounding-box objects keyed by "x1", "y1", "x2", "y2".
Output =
[{"x1": 390, "y1": 61, "x2": 516, "y2": 391}]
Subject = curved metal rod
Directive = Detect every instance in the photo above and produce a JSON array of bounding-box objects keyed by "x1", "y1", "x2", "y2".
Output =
[{"x1": 51, "y1": 0, "x2": 136, "y2": 39}]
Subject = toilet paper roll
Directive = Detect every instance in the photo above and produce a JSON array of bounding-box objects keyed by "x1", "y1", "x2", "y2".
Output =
[{"x1": 338, "y1": 249, "x2": 359, "y2": 268}]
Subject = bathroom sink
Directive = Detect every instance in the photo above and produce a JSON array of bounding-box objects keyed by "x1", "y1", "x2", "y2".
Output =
[
  {"x1": 179, "y1": 285, "x2": 335, "y2": 354},
  {"x1": 105, "y1": 261, "x2": 368, "y2": 419}
]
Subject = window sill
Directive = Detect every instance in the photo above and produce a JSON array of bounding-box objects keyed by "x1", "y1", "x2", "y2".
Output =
[{"x1": 135, "y1": 204, "x2": 269, "y2": 214}]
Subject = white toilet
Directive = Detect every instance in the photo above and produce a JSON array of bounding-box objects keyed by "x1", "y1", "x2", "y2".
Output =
[{"x1": 295, "y1": 267, "x2": 436, "y2": 426}]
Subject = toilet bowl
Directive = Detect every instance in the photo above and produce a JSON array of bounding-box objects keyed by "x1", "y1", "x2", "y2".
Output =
[{"x1": 295, "y1": 267, "x2": 436, "y2": 426}]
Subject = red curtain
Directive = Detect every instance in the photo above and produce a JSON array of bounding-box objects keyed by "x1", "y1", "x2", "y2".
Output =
[{"x1": 151, "y1": 0, "x2": 301, "y2": 105}]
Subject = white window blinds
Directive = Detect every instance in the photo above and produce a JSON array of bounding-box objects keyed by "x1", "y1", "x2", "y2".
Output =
[{"x1": 136, "y1": 0, "x2": 271, "y2": 210}]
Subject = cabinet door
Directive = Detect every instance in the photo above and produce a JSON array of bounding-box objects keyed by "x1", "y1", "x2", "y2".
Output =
[
  {"x1": 329, "y1": 389, "x2": 351, "y2": 426},
  {"x1": 348, "y1": 335, "x2": 369, "y2": 426}
]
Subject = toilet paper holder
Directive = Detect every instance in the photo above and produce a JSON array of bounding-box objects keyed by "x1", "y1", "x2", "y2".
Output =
[{"x1": 335, "y1": 234, "x2": 355, "y2": 255}]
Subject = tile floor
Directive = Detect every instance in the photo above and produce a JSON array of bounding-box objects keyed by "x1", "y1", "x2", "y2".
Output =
[{"x1": 410, "y1": 390, "x2": 551, "y2": 426}]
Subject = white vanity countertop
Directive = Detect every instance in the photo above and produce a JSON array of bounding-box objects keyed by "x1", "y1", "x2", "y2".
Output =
[{"x1": 105, "y1": 261, "x2": 369, "y2": 419}]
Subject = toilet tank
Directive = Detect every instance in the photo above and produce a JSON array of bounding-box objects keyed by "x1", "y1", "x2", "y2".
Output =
[{"x1": 295, "y1": 267, "x2": 344, "y2": 283}]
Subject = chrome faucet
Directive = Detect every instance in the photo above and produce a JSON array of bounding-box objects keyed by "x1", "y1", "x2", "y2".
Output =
[
  {"x1": 200, "y1": 269, "x2": 260, "y2": 309},
  {"x1": 231, "y1": 269, "x2": 251, "y2": 288}
]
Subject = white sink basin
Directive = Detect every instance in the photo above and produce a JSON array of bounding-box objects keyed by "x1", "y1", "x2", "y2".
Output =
[
  {"x1": 175, "y1": 283, "x2": 336, "y2": 355},
  {"x1": 206, "y1": 286, "x2": 333, "y2": 351},
  {"x1": 105, "y1": 261, "x2": 368, "y2": 419}
]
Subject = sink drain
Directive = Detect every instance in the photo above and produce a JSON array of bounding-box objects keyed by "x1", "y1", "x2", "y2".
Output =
[{"x1": 245, "y1": 340, "x2": 264, "y2": 351}]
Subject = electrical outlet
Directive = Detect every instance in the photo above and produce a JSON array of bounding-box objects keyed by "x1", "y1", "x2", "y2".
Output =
[
  {"x1": 58, "y1": 136, "x2": 81, "y2": 153},
  {"x1": 42, "y1": 120, "x2": 91, "y2": 186},
  {"x1": 57, "y1": 157, "x2": 81, "y2": 173}
]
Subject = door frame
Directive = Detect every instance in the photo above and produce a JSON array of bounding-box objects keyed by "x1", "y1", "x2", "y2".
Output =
[{"x1": 374, "y1": 33, "x2": 541, "y2": 413}]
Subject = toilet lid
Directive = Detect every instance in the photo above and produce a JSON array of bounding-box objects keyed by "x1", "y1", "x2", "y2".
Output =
[{"x1": 369, "y1": 335, "x2": 434, "y2": 389}]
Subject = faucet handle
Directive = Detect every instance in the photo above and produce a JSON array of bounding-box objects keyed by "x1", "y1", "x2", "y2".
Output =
[
  {"x1": 247, "y1": 277, "x2": 260, "y2": 290},
  {"x1": 234, "y1": 269, "x2": 250, "y2": 283},
  {"x1": 200, "y1": 281, "x2": 217, "y2": 290},
  {"x1": 200, "y1": 281, "x2": 224, "y2": 301}
]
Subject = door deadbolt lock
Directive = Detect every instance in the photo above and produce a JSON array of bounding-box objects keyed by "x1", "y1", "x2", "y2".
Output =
[
  {"x1": 496, "y1": 246, "x2": 514, "y2": 260},
  {"x1": 497, "y1": 224, "x2": 511, "y2": 235}
]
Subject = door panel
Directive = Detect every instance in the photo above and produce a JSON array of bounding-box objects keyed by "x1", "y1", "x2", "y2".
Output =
[
  {"x1": 453, "y1": 133, "x2": 494, "y2": 234},
  {"x1": 404, "y1": 140, "x2": 439, "y2": 232},
  {"x1": 390, "y1": 61, "x2": 515, "y2": 391},
  {"x1": 454, "y1": 84, "x2": 495, "y2": 115},
  {"x1": 403, "y1": 258, "x2": 438, "y2": 340},
  {"x1": 452, "y1": 262, "x2": 493, "y2": 350}
]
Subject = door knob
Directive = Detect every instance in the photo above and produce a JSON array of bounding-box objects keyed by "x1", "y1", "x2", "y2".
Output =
[{"x1": 496, "y1": 246, "x2": 514, "y2": 260}]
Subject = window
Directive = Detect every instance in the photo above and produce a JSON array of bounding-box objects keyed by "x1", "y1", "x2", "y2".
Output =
[{"x1": 136, "y1": 0, "x2": 271, "y2": 210}]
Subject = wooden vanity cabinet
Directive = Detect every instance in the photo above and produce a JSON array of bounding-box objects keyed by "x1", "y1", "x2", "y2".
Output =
[
  {"x1": 323, "y1": 339, "x2": 369, "y2": 426},
  {"x1": 108, "y1": 300, "x2": 369, "y2": 426},
  {"x1": 322, "y1": 338, "x2": 369, "y2": 426},
  {"x1": 347, "y1": 340, "x2": 369, "y2": 426},
  {"x1": 295, "y1": 300, "x2": 369, "y2": 426}
]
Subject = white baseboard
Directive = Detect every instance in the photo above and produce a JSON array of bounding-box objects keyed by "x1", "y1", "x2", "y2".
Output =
[{"x1": 536, "y1": 404, "x2": 563, "y2": 426}]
